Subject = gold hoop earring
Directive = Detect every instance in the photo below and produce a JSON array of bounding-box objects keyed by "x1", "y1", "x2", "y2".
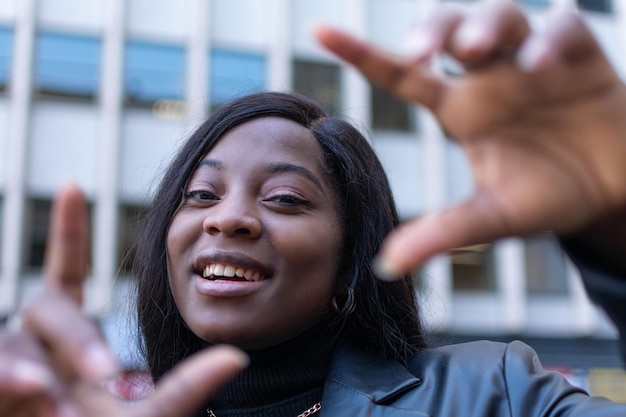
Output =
[{"x1": 331, "y1": 289, "x2": 355, "y2": 315}]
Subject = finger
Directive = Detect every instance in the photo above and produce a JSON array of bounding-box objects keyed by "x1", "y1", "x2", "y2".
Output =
[
  {"x1": 374, "y1": 194, "x2": 509, "y2": 280},
  {"x1": 136, "y1": 345, "x2": 248, "y2": 417},
  {"x1": 0, "y1": 357, "x2": 56, "y2": 392},
  {"x1": 313, "y1": 25, "x2": 445, "y2": 110},
  {"x1": 450, "y1": 0, "x2": 530, "y2": 66},
  {"x1": 517, "y1": 9, "x2": 603, "y2": 72},
  {"x1": 44, "y1": 184, "x2": 89, "y2": 306},
  {"x1": 402, "y1": 7, "x2": 463, "y2": 61},
  {"x1": 21, "y1": 291, "x2": 120, "y2": 383}
]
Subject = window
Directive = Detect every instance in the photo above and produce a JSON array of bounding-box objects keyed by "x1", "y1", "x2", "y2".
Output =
[
  {"x1": 24, "y1": 199, "x2": 51, "y2": 269},
  {"x1": 370, "y1": 85, "x2": 415, "y2": 132},
  {"x1": 525, "y1": 234, "x2": 568, "y2": 294},
  {"x1": 516, "y1": 0, "x2": 550, "y2": 7},
  {"x1": 0, "y1": 28, "x2": 13, "y2": 91},
  {"x1": 292, "y1": 60, "x2": 341, "y2": 116},
  {"x1": 210, "y1": 49, "x2": 266, "y2": 108},
  {"x1": 577, "y1": 0, "x2": 612, "y2": 13},
  {"x1": 35, "y1": 32, "x2": 102, "y2": 99},
  {"x1": 451, "y1": 244, "x2": 495, "y2": 291},
  {"x1": 24, "y1": 199, "x2": 92, "y2": 271},
  {"x1": 117, "y1": 204, "x2": 148, "y2": 275},
  {"x1": 125, "y1": 41, "x2": 185, "y2": 106}
]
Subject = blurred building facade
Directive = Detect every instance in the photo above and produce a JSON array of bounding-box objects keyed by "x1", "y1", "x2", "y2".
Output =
[{"x1": 0, "y1": 0, "x2": 624, "y2": 393}]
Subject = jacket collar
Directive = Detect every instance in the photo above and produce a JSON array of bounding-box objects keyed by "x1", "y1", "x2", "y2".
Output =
[{"x1": 321, "y1": 343, "x2": 425, "y2": 416}]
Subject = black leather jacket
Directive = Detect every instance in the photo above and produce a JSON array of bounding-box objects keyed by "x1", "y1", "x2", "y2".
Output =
[{"x1": 321, "y1": 341, "x2": 625, "y2": 416}]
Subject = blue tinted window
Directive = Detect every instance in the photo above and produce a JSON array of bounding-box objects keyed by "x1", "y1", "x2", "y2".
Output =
[
  {"x1": 210, "y1": 49, "x2": 266, "y2": 106},
  {"x1": 35, "y1": 32, "x2": 101, "y2": 97},
  {"x1": 518, "y1": 0, "x2": 549, "y2": 6},
  {"x1": 578, "y1": 0, "x2": 612, "y2": 12},
  {"x1": 0, "y1": 28, "x2": 13, "y2": 88},
  {"x1": 125, "y1": 41, "x2": 185, "y2": 104}
]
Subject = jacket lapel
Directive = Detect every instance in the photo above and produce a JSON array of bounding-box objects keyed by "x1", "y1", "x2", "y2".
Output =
[{"x1": 321, "y1": 344, "x2": 428, "y2": 416}]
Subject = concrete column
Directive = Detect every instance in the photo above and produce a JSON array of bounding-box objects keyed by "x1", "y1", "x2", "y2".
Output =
[
  {"x1": 567, "y1": 258, "x2": 595, "y2": 334},
  {"x1": 267, "y1": 0, "x2": 291, "y2": 92},
  {"x1": 0, "y1": 0, "x2": 36, "y2": 314},
  {"x1": 495, "y1": 238, "x2": 527, "y2": 332},
  {"x1": 420, "y1": 110, "x2": 452, "y2": 330},
  {"x1": 341, "y1": 0, "x2": 370, "y2": 128},
  {"x1": 89, "y1": 0, "x2": 125, "y2": 314},
  {"x1": 186, "y1": 0, "x2": 209, "y2": 126}
]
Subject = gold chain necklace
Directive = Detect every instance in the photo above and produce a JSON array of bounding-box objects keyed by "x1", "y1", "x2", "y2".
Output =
[{"x1": 207, "y1": 402, "x2": 321, "y2": 417}]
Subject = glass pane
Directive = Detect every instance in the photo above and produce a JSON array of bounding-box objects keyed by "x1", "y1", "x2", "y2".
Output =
[
  {"x1": 125, "y1": 41, "x2": 185, "y2": 104},
  {"x1": 0, "y1": 27, "x2": 13, "y2": 89},
  {"x1": 370, "y1": 85, "x2": 414, "y2": 132},
  {"x1": 578, "y1": 0, "x2": 612, "y2": 13},
  {"x1": 292, "y1": 60, "x2": 341, "y2": 116},
  {"x1": 117, "y1": 204, "x2": 148, "y2": 274},
  {"x1": 525, "y1": 234, "x2": 569, "y2": 294},
  {"x1": 517, "y1": 0, "x2": 550, "y2": 7},
  {"x1": 451, "y1": 244, "x2": 495, "y2": 291},
  {"x1": 24, "y1": 200, "x2": 52, "y2": 269},
  {"x1": 35, "y1": 32, "x2": 102, "y2": 97},
  {"x1": 210, "y1": 49, "x2": 266, "y2": 106}
]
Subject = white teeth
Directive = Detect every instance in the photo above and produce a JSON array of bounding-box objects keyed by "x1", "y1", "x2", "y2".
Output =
[
  {"x1": 223, "y1": 265, "x2": 236, "y2": 277},
  {"x1": 201, "y1": 263, "x2": 265, "y2": 281}
]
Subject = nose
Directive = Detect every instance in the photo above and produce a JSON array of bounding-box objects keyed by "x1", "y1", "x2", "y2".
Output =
[{"x1": 201, "y1": 194, "x2": 262, "y2": 239}]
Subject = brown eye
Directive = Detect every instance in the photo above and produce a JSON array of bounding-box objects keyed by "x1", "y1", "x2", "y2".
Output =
[
  {"x1": 183, "y1": 190, "x2": 219, "y2": 202},
  {"x1": 266, "y1": 195, "x2": 309, "y2": 206}
]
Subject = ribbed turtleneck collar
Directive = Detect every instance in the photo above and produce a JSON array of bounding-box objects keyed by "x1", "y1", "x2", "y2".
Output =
[{"x1": 202, "y1": 321, "x2": 339, "y2": 417}]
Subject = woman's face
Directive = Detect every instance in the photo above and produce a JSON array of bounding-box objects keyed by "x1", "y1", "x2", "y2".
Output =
[{"x1": 166, "y1": 117, "x2": 343, "y2": 350}]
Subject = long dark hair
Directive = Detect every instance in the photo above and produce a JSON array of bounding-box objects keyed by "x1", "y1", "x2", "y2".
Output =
[{"x1": 134, "y1": 92, "x2": 428, "y2": 381}]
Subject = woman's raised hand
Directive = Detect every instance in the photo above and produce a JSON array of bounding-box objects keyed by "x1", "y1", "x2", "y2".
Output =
[
  {"x1": 315, "y1": 1, "x2": 626, "y2": 277},
  {"x1": 0, "y1": 185, "x2": 247, "y2": 417}
]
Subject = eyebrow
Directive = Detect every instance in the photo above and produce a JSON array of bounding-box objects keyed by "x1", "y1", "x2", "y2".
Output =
[
  {"x1": 196, "y1": 159, "x2": 324, "y2": 193},
  {"x1": 266, "y1": 162, "x2": 325, "y2": 193},
  {"x1": 197, "y1": 159, "x2": 225, "y2": 170}
]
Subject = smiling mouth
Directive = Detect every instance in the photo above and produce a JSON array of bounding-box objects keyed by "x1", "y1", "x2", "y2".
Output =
[{"x1": 202, "y1": 263, "x2": 267, "y2": 282}]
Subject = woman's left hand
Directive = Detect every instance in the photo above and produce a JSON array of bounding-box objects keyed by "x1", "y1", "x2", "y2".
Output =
[{"x1": 315, "y1": 2, "x2": 626, "y2": 277}]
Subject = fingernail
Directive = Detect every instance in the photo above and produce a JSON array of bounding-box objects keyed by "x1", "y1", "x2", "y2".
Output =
[
  {"x1": 372, "y1": 256, "x2": 403, "y2": 282},
  {"x1": 12, "y1": 360, "x2": 55, "y2": 388},
  {"x1": 517, "y1": 39, "x2": 554, "y2": 72},
  {"x1": 455, "y1": 23, "x2": 490, "y2": 52},
  {"x1": 84, "y1": 345, "x2": 121, "y2": 381},
  {"x1": 402, "y1": 30, "x2": 434, "y2": 60}
]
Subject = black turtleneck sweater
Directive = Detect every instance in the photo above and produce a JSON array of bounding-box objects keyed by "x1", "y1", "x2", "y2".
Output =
[{"x1": 196, "y1": 322, "x2": 339, "y2": 417}]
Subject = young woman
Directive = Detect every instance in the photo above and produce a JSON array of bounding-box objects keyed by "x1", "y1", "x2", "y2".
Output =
[{"x1": 1, "y1": 2, "x2": 626, "y2": 417}]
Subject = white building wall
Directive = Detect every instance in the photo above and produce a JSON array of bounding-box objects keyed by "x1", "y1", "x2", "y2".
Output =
[
  {"x1": 37, "y1": 0, "x2": 105, "y2": 33},
  {"x1": 126, "y1": 0, "x2": 191, "y2": 42},
  {"x1": 28, "y1": 102, "x2": 99, "y2": 196}
]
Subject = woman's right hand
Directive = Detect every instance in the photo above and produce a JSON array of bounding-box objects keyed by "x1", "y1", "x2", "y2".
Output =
[{"x1": 0, "y1": 185, "x2": 247, "y2": 417}]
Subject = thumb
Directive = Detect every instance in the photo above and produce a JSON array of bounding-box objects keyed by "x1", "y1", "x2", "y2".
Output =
[
  {"x1": 374, "y1": 194, "x2": 507, "y2": 280},
  {"x1": 43, "y1": 183, "x2": 89, "y2": 305},
  {"x1": 136, "y1": 345, "x2": 248, "y2": 417}
]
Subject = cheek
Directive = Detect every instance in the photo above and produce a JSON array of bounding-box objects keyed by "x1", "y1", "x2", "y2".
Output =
[
  {"x1": 166, "y1": 214, "x2": 198, "y2": 273},
  {"x1": 273, "y1": 216, "x2": 343, "y2": 284}
]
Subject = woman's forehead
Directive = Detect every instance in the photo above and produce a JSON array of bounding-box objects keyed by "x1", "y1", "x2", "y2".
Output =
[{"x1": 203, "y1": 117, "x2": 326, "y2": 169}]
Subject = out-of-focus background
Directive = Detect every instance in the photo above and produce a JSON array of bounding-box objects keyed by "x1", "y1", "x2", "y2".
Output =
[{"x1": 0, "y1": 0, "x2": 624, "y2": 401}]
